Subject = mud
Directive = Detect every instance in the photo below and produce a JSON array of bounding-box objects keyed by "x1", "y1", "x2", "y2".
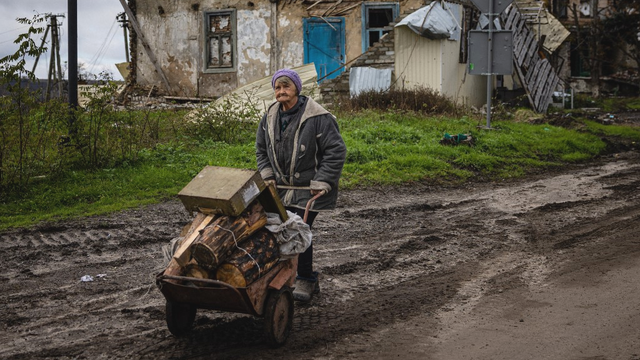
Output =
[{"x1": 1, "y1": 151, "x2": 640, "y2": 360}]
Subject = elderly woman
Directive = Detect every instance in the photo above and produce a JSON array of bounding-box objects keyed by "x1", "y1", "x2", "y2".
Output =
[{"x1": 256, "y1": 68, "x2": 346, "y2": 303}]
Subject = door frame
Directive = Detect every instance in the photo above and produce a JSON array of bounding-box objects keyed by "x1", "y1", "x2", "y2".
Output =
[{"x1": 303, "y1": 17, "x2": 346, "y2": 82}]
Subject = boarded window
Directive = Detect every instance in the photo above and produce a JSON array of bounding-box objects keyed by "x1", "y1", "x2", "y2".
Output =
[{"x1": 205, "y1": 10, "x2": 235, "y2": 70}]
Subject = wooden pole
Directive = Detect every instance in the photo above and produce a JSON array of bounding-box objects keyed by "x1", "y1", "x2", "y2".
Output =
[
  {"x1": 31, "y1": 25, "x2": 50, "y2": 74},
  {"x1": 117, "y1": 0, "x2": 173, "y2": 93}
]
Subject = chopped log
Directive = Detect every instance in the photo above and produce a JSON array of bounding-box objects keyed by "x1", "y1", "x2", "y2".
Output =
[
  {"x1": 189, "y1": 201, "x2": 267, "y2": 269},
  {"x1": 164, "y1": 212, "x2": 213, "y2": 277},
  {"x1": 173, "y1": 214, "x2": 216, "y2": 267},
  {"x1": 185, "y1": 264, "x2": 211, "y2": 279},
  {"x1": 215, "y1": 228, "x2": 281, "y2": 287},
  {"x1": 179, "y1": 212, "x2": 209, "y2": 237}
]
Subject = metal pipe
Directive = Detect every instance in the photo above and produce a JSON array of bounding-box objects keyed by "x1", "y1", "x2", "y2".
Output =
[
  {"x1": 486, "y1": 0, "x2": 494, "y2": 128},
  {"x1": 68, "y1": 0, "x2": 78, "y2": 110}
]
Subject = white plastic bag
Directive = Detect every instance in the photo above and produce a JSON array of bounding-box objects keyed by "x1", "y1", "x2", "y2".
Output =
[
  {"x1": 395, "y1": 2, "x2": 457, "y2": 40},
  {"x1": 265, "y1": 211, "x2": 312, "y2": 257}
]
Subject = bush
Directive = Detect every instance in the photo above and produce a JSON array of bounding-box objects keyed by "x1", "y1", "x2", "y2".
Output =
[
  {"x1": 184, "y1": 92, "x2": 263, "y2": 143},
  {"x1": 334, "y1": 86, "x2": 460, "y2": 115}
]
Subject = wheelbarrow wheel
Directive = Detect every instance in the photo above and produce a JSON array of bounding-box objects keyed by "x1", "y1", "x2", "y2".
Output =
[
  {"x1": 263, "y1": 287, "x2": 294, "y2": 348},
  {"x1": 166, "y1": 300, "x2": 196, "y2": 337}
]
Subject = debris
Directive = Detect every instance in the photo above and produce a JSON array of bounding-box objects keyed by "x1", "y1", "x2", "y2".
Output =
[
  {"x1": 440, "y1": 133, "x2": 474, "y2": 146},
  {"x1": 598, "y1": 113, "x2": 616, "y2": 125},
  {"x1": 80, "y1": 275, "x2": 94, "y2": 282}
]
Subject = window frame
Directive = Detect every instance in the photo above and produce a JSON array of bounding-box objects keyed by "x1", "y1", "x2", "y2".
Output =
[
  {"x1": 361, "y1": 2, "x2": 399, "y2": 53},
  {"x1": 203, "y1": 9, "x2": 237, "y2": 74}
]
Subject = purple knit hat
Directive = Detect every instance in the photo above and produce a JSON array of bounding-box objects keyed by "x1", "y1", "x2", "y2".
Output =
[{"x1": 272, "y1": 68, "x2": 302, "y2": 95}]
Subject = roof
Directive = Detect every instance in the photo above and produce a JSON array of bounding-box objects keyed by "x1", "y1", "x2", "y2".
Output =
[
  {"x1": 187, "y1": 64, "x2": 320, "y2": 122},
  {"x1": 511, "y1": 0, "x2": 570, "y2": 53},
  {"x1": 214, "y1": 63, "x2": 319, "y2": 114}
]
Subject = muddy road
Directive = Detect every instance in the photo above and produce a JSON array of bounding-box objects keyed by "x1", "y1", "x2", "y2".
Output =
[{"x1": 1, "y1": 151, "x2": 639, "y2": 360}]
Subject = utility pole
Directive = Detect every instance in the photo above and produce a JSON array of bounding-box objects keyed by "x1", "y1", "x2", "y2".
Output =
[
  {"x1": 31, "y1": 14, "x2": 65, "y2": 101},
  {"x1": 68, "y1": 0, "x2": 78, "y2": 134},
  {"x1": 117, "y1": 12, "x2": 130, "y2": 63},
  {"x1": 31, "y1": 18, "x2": 51, "y2": 74}
]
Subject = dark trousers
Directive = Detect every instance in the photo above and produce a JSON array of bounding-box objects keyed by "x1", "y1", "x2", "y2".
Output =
[{"x1": 286, "y1": 207, "x2": 318, "y2": 279}]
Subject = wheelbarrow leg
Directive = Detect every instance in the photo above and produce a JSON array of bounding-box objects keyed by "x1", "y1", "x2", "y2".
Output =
[
  {"x1": 263, "y1": 286, "x2": 294, "y2": 347},
  {"x1": 166, "y1": 300, "x2": 197, "y2": 337}
]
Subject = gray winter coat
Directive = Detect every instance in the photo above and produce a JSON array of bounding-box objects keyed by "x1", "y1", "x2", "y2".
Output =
[{"x1": 256, "y1": 96, "x2": 346, "y2": 211}]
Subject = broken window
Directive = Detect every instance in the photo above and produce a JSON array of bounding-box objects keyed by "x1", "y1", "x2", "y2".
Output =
[
  {"x1": 551, "y1": 0, "x2": 568, "y2": 19},
  {"x1": 205, "y1": 10, "x2": 236, "y2": 71},
  {"x1": 362, "y1": 3, "x2": 399, "y2": 52},
  {"x1": 570, "y1": 36, "x2": 591, "y2": 77}
]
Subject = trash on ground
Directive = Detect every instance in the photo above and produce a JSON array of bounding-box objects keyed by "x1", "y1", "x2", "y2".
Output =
[{"x1": 440, "y1": 133, "x2": 474, "y2": 146}]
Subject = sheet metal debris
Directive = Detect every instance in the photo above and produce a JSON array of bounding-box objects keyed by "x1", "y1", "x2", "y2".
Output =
[
  {"x1": 349, "y1": 67, "x2": 393, "y2": 97},
  {"x1": 395, "y1": 2, "x2": 458, "y2": 40}
]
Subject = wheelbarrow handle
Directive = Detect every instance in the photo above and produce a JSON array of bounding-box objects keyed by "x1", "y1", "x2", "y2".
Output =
[
  {"x1": 304, "y1": 190, "x2": 325, "y2": 223},
  {"x1": 272, "y1": 184, "x2": 325, "y2": 223}
]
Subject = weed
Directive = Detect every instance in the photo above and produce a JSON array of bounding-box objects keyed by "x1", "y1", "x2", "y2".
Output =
[{"x1": 335, "y1": 86, "x2": 459, "y2": 115}]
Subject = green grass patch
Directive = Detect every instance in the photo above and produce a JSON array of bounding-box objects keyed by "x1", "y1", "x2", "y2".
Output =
[
  {"x1": 0, "y1": 140, "x2": 257, "y2": 230},
  {"x1": 2, "y1": 108, "x2": 640, "y2": 231},
  {"x1": 583, "y1": 120, "x2": 640, "y2": 142}
]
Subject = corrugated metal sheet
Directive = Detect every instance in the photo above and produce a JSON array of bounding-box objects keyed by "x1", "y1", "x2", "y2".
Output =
[
  {"x1": 212, "y1": 63, "x2": 319, "y2": 114},
  {"x1": 349, "y1": 67, "x2": 393, "y2": 96},
  {"x1": 187, "y1": 64, "x2": 319, "y2": 122},
  {"x1": 394, "y1": 26, "x2": 442, "y2": 90},
  {"x1": 440, "y1": 36, "x2": 487, "y2": 107}
]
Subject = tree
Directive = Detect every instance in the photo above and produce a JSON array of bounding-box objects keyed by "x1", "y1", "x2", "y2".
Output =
[
  {"x1": 567, "y1": 0, "x2": 639, "y2": 97},
  {"x1": 601, "y1": 0, "x2": 640, "y2": 74},
  {"x1": 0, "y1": 14, "x2": 47, "y2": 187}
]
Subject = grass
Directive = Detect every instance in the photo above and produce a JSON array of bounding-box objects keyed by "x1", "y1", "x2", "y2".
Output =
[
  {"x1": 583, "y1": 120, "x2": 640, "y2": 142},
  {"x1": 339, "y1": 111, "x2": 606, "y2": 187},
  {"x1": 1, "y1": 107, "x2": 639, "y2": 231}
]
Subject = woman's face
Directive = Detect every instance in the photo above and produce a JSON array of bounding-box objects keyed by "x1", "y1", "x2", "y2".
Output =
[{"x1": 274, "y1": 80, "x2": 298, "y2": 110}]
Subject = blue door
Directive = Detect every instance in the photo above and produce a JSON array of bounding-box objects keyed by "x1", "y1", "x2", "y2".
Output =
[{"x1": 303, "y1": 17, "x2": 346, "y2": 82}]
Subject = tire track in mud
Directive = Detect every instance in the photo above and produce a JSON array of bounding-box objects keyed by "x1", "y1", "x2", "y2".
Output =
[
  {"x1": 0, "y1": 210, "x2": 187, "y2": 360},
  {"x1": 141, "y1": 183, "x2": 525, "y2": 358},
  {"x1": 1, "y1": 157, "x2": 639, "y2": 359}
]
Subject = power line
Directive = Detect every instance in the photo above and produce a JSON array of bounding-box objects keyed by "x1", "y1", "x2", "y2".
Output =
[
  {"x1": 0, "y1": 25, "x2": 30, "y2": 37},
  {"x1": 88, "y1": 17, "x2": 117, "y2": 75}
]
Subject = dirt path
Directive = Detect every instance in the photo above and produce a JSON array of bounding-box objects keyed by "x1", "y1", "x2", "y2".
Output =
[{"x1": 1, "y1": 151, "x2": 639, "y2": 360}]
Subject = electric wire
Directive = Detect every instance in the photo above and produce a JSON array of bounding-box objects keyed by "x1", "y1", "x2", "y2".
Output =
[
  {"x1": 0, "y1": 25, "x2": 30, "y2": 37},
  {"x1": 88, "y1": 17, "x2": 117, "y2": 75}
]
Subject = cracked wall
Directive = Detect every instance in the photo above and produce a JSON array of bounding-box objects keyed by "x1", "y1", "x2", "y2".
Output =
[{"x1": 133, "y1": 0, "x2": 426, "y2": 98}]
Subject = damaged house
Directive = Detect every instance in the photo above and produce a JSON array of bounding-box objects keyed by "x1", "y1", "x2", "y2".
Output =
[
  {"x1": 123, "y1": 0, "x2": 637, "y2": 112},
  {"x1": 124, "y1": 0, "x2": 427, "y2": 98},
  {"x1": 503, "y1": 0, "x2": 639, "y2": 97},
  {"x1": 551, "y1": 0, "x2": 639, "y2": 95}
]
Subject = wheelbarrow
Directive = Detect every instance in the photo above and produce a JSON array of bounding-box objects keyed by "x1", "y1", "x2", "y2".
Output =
[{"x1": 156, "y1": 189, "x2": 323, "y2": 347}]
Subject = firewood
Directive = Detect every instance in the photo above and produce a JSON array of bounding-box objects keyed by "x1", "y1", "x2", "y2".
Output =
[
  {"x1": 215, "y1": 228, "x2": 281, "y2": 287},
  {"x1": 172, "y1": 214, "x2": 215, "y2": 267},
  {"x1": 164, "y1": 212, "x2": 213, "y2": 277},
  {"x1": 185, "y1": 264, "x2": 210, "y2": 279},
  {"x1": 189, "y1": 201, "x2": 267, "y2": 269}
]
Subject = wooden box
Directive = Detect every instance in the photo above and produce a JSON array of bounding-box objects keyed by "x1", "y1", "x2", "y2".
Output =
[{"x1": 178, "y1": 166, "x2": 266, "y2": 216}]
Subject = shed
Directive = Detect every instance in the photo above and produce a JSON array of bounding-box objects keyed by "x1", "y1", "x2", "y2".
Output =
[{"x1": 393, "y1": 2, "x2": 487, "y2": 108}]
